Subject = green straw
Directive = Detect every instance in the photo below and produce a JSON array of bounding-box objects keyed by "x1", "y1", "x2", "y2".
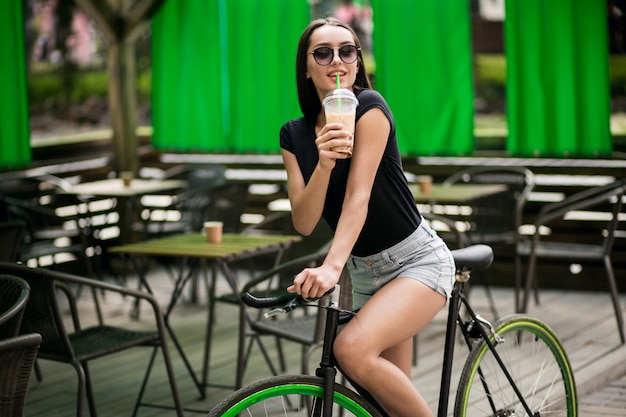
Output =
[{"x1": 336, "y1": 73, "x2": 341, "y2": 111}]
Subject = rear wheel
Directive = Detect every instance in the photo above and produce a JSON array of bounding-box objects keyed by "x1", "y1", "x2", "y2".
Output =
[
  {"x1": 208, "y1": 374, "x2": 383, "y2": 417},
  {"x1": 455, "y1": 315, "x2": 577, "y2": 417}
]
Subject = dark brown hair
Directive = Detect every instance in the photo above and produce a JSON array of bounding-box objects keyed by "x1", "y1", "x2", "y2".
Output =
[{"x1": 295, "y1": 17, "x2": 371, "y2": 121}]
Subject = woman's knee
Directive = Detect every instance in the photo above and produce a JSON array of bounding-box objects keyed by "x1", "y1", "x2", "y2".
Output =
[
  {"x1": 334, "y1": 330, "x2": 374, "y2": 380},
  {"x1": 334, "y1": 331, "x2": 359, "y2": 372}
]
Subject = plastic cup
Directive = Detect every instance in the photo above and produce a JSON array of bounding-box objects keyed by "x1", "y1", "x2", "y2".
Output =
[
  {"x1": 322, "y1": 89, "x2": 359, "y2": 156},
  {"x1": 204, "y1": 221, "x2": 223, "y2": 243}
]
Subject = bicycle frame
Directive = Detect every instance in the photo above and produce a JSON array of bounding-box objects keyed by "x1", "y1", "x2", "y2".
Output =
[
  {"x1": 438, "y1": 280, "x2": 536, "y2": 417},
  {"x1": 311, "y1": 278, "x2": 537, "y2": 417}
]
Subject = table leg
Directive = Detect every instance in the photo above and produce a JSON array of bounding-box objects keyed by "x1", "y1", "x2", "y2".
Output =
[
  {"x1": 128, "y1": 254, "x2": 206, "y2": 398},
  {"x1": 201, "y1": 260, "x2": 218, "y2": 388},
  {"x1": 202, "y1": 246, "x2": 290, "y2": 390}
]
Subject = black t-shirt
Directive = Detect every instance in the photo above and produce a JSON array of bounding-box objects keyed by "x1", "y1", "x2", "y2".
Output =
[{"x1": 280, "y1": 88, "x2": 421, "y2": 257}]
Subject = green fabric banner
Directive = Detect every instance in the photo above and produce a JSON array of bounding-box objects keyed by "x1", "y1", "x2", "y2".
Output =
[
  {"x1": 0, "y1": 1, "x2": 31, "y2": 168},
  {"x1": 505, "y1": 0, "x2": 611, "y2": 157},
  {"x1": 370, "y1": 0, "x2": 474, "y2": 156},
  {"x1": 151, "y1": 0, "x2": 309, "y2": 153}
]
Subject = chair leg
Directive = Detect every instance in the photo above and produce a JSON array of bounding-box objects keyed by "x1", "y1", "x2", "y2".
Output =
[
  {"x1": 604, "y1": 256, "x2": 625, "y2": 344},
  {"x1": 82, "y1": 362, "x2": 97, "y2": 417},
  {"x1": 520, "y1": 253, "x2": 537, "y2": 314},
  {"x1": 70, "y1": 360, "x2": 87, "y2": 417},
  {"x1": 274, "y1": 335, "x2": 287, "y2": 372}
]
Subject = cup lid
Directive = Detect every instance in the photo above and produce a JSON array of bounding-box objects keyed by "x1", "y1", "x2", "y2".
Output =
[{"x1": 323, "y1": 88, "x2": 358, "y2": 104}]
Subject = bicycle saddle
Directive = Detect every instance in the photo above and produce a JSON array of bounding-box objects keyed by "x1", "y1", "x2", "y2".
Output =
[{"x1": 450, "y1": 244, "x2": 493, "y2": 271}]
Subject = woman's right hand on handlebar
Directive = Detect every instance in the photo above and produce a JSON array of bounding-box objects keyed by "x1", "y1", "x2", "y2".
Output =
[{"x1": 287, "y1": 265, "x2": 339, "y2": 300}]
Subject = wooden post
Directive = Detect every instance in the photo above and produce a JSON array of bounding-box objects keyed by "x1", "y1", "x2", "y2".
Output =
[
  {"x1": 107, "y1": 40, "x2": 138, "y2": 174},
  {"x1": 75, "y1": 0, "x2": 165, "y2": 174}
]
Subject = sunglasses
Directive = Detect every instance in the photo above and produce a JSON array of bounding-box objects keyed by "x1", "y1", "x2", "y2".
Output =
[{"x1": 308, "y1": 45, "x2": 361, "y2": 66}]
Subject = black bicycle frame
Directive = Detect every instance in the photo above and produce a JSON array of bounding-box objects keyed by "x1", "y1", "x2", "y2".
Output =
[
  {"x1": 437, "y1": 281, "x2": 536, "y2": 417},
  {"x1": 311, "y1": 280, "x2": 535, "y2": 417}
]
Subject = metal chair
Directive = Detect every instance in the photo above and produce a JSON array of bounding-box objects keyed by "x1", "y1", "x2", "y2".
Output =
[
  {"x1": 224, "y1": 241, "x2": 332, "y2": 389},
  {"x1": 0, "y1": 261, "x2": 184, "y2": 417},
  {"x1": 443, "y1": 166, "x2": 536, "y2": 316},
  {"x1": 0, "y1": 175, "x2": 95, "y2": 275},
  {"x1": 0, "y1": 333, "x2": 41, "y2": 417},
  {"x1": 138, "y1": 164, "x2": 227, "y2": 237},
  {"x1": 0, "y1": 221, "x2": 25, "y2": 262},
  {"x1": 0, "y1": 274, "x2": 30, "y2": 339},
  {"x1": 517, "y1": 178, "x2": 626, "y2": 344}
]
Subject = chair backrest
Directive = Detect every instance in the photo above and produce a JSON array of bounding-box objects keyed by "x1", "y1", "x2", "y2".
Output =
[
  {"x1": 174, "y1": 165, "x2": 228, "y2": 231},
  {"x1": 0, "y1": 274, "x2": 30, "y2": 339},
  {"x1": 185, "y1": 164, "x2": 227, "y2": 190},
  {"x1": 421, "y1": 212, "x2": 467, "y2": 249},
  {"x1": 0, "y1": 333, "x2": 42, "y2": 417},
  {"x1": 0, "y1": 221, "x2": 25, "y2": 262},
  {"x1": 205, "y1": 182, "x2": 250, "y2": 233},
  {"x1": 443, "y1": 166, "x2": 535, "y2": 244},
  {"x1": 534, "y1": 178, "x2": 626, "y2": 255},
  {"x1": 0, "y1": 264, "x2": 77, "y2": 359}
]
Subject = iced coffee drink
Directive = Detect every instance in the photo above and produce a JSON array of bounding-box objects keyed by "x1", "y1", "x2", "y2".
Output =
[{"x1": 322, "y1": 89, "x2": 358, "y2": 156}]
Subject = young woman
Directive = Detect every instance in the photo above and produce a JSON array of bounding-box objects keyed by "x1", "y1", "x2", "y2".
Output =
[{"x1": 280, "y1": 17, "x2": 455, "y2": 417}]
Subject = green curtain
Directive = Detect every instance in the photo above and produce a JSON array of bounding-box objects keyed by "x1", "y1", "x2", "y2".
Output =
[
  {"x1": 505, "y1": 0, "x2": 611, "y2": 157},
  {"x1": 370, "y1": 0, "x2": 474, "y2": 156},
  {"x1": 0, "y1": 1, "x2": 31, "y2": 168},
  {"x1": 151, "y1": 0, "x2": 223, "y2": 151},
  {"x1": 151, "y1": 0, "x2": 309, "y2": 152}
]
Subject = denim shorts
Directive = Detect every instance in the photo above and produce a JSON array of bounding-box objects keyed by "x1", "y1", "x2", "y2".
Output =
[{"x1": 347, "y1": 221, "x2": 455, "y2": 310}]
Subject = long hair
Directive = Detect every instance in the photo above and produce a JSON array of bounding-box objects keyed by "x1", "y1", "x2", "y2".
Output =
[{"x1": 295, "y1": 18, "x2": 371, "y2": 121}]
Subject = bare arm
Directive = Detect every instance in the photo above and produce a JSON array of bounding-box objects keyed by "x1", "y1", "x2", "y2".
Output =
[
  {"x1": 289, "y1": 107, "x2": 390, "y2": 299},
  {"x1": 282, "y1": 122, "x2": 354, "y2": 236}
]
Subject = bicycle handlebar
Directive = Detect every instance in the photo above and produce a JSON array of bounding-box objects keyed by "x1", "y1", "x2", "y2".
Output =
[{"x1": 241, "y1": 287, "x2": 336, "y2": 310}]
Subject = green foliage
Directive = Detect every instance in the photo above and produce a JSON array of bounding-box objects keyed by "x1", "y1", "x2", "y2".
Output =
[
  {"x1": 475, "y1": 54, "x2": 506, "y2": 85},
  {"x1": 610, "y1": 56, "x2": 626, "y2": 94},
  {"x1": 28, "y1": 68, "x2": 151, "y2": 109}
]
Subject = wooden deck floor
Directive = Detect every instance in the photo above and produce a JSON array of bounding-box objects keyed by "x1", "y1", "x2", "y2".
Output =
[{"x1": 21, "y1": 263, "x2": 626, "y2": 417}]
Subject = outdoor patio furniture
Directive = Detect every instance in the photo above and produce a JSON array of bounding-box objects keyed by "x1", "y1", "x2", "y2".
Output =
[
  {"x1": 0, "y1": 274, "x2": 30, "y2": 339},
  {"x1": 517, "y1": 178, "x2": 626, "y2": 344},
  {"x1": 137, "y1": 164, "x2": 227, "y2": 237},
  {"x1": 0, "y1": 261, "x2": 184, "y2": 417},
  {"x1": 443, "y1": 166, "x2": 536, "y2": 316},
  {"x1": 0, "y1": 333, "x2": 41, "y2": 417},
  {"x1": 0, "y1": 221, "x2": 25, "y2": 262},
  {"x1": 234, "y1": 240, "x2": 332, "y2": 388}
]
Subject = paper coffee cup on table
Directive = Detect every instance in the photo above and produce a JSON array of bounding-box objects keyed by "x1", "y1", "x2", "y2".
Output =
[
  {"x1": 204, "y1": 221, "x2": 223, "y2": 243},
  {"x1": 418, "y1": 175, "x2": 433, "y2": 195},
  {"x1": 121, "y1": 171, "x2": 134, "y2": 187},
  {"x1": 323, "y1": 89, "x2": 358, "y2": 156}
]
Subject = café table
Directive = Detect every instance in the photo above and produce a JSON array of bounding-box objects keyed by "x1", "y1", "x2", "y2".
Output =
[
  {"x1": 64, "y1": 178, "x2": 186, "y2": 243},
  {"x1": 409, "y1": 183, "x2": 507, "y2": 204},
  {"x1": 108, "y1": 232, "x2": 302, "y2": 396}
]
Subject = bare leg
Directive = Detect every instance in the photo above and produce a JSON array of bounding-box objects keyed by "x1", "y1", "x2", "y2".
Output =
[{"x1": 334, "y1": 277, "x2": 446, "y2": 417}]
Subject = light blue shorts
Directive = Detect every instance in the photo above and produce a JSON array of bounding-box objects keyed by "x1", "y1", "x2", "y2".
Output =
[{"x1": 347, "y1": 220, "x2": 455, "y2": 310}]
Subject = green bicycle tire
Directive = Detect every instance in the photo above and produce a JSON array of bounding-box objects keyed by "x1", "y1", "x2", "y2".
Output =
[
  {"x1": 207, "y1": 374, "x2": 383, "y2": 417},
  {"x1": 454, "y1": 314, "x2": 577, "y2": 417}
]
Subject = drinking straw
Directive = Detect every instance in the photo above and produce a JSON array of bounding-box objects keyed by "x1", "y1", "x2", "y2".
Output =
[{"x1": 336, "y1": 73, "x2": 341, "y2": 111}]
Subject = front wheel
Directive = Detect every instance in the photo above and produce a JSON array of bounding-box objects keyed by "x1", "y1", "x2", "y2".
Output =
[
  {"x1": 207, "y1": 374, "x2": 383, "y2": 417},
  {"x1": 455, "y1": 315, "x2": 577, "y2": 417}
]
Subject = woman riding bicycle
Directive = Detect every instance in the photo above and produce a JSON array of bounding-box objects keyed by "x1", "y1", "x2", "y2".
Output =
[{"x1": 280, "y1": 17, "x2": 455, "y2": 417}]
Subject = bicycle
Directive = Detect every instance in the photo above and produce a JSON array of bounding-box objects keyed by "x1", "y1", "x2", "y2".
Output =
[{"x1": 207, "y1": 244, "x2": 578, "y2": 417}]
